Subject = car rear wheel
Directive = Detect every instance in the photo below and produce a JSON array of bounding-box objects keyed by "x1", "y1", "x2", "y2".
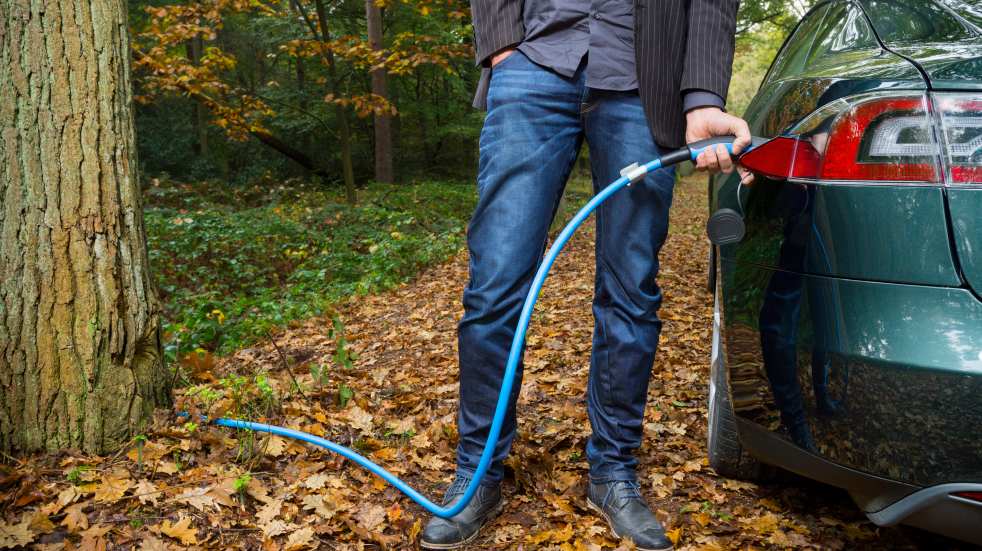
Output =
[{"x1": 707, "y1": 276, "x2": 766, "y2": 481}]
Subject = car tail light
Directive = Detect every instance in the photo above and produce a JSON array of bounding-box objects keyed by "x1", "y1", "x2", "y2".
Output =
[
  {"x1": 953, "y1": 491, "x2": 982, "y2": 503},
  {"x1": 740, "y1": 93, "x2": 942, "y2": 183},
  {"x1": 933, "y1": 94, "x2": 982, "y2": 184}
]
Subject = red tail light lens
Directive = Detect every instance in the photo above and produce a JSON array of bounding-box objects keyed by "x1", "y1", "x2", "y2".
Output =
[
  {"x1": 934, "y1": 94, "x2": 982, "y2": 184},
  {"x1": 953, "y1": 491, "x2": 982, "y2": 503},
  {"x1": 738, "y1": 137, "x2": 796, "y2": 180},
  {"x1": 740, "y1": 94, "x2": 942, "y2": 183}
]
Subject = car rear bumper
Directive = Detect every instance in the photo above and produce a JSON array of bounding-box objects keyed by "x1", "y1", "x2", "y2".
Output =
[
  {"x1": 736, "y1": 418, "x2": 982, "y2": 545},
  {"x1": 867, "y1": 483, "x2": 982, "y2": 544},
  {"x1": 723, "y1": 266, "x2": 982, "y2": 487}
]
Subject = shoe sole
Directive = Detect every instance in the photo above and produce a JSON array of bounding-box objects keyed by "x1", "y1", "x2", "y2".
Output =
[
  {"x1": 586, "y1": 498, "x2": 674, "y2": 551},
  {"x1": 419, "y1": 499, "x2": 506, "y2": 550}
]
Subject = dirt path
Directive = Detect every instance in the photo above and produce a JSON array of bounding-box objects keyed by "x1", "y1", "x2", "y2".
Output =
[{"x1": 5, "y1": 177, "x2": 969, "y2": 550}]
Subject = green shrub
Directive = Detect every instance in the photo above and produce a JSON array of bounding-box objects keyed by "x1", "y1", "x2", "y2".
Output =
[{"x1": 145, "y1": 179, "x2": 475, "y2": 362}]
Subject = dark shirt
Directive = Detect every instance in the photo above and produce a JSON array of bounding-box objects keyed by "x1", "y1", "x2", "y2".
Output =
[{"x1": 516, "y1": 0, "x2": 724, "y2": 110}]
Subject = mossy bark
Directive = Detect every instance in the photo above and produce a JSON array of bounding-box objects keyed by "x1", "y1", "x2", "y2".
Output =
[{"x1": 0, "y1": 0, "x2": 169, "y2": 454}]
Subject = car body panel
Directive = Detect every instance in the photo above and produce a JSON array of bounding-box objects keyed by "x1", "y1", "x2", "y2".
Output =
[
  {"x1": 715, "y1": 179, "x2": 961, "y2": 285},
  {"x1": 709, "y1": 0, "x2": 982, "y2": 543},
  {"x1": 948, "y1": 189, "x2": 982, "y2": 296}
]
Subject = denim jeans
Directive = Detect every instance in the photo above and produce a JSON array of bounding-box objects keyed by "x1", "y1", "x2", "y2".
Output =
[{"x1": 456, "y1": 51, "x2": 675, "y2": 484}]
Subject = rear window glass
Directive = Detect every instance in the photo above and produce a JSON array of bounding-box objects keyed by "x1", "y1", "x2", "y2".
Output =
[
  {"x1": 939, "y1": 0, "x2": 982, "y2": 30},
  {"x1": 807, "y1": 3, "x2": 878, "y2": 65},
  {"x1": 863, "y1": 0, "x2": 978, "y2": 44},
  {"x1": 765, "y1": 4, "x2": 831, "y2": 83}
]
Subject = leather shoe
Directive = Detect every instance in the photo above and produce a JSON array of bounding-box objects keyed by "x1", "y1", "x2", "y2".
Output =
[
  {"x1": 587, "y1": 480, "x2": 674, "y2": 551},
  {"x1": 420, "y1": 475, "x2": 503, "y2": 549}
]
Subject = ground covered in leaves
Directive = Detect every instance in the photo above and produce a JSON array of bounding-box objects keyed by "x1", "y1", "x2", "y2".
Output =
[{"x1": 1, "y1": 177, "x2": 973, "y2": 550}]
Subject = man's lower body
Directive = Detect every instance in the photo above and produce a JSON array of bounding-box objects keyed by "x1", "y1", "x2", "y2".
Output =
[{"x1": 421, "y1": 51, "x2": 675, "y2": 550}]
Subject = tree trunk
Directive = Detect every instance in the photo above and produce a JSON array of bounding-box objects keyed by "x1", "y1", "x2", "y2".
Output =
[
  {"x1": 365, "y1": 0, "x2": 393, "y2": 184},
  {"x1": 186, "y1": 34, "x2": 209, "y2": 157},
  {"x1": 313, "y1": 0, "x2": 357, "y2": 204},
  {"x1": 0, "y1": 0, "x2": 168, "y2": 454}
]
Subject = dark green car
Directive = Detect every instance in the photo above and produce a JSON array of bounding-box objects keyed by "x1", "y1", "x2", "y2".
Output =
[{"x1": 707, "y1": 0, "x2": 982, "y2": 544}]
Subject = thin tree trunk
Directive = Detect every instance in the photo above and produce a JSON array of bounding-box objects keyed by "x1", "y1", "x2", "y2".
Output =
[
  {"x1": 296, "y1": 57, "x2": 311, "y2": 163},
  {"x1": 187, "y1": 34, "x2": 209, "y2": 157},
  {"x1": 0, "y1": 0, "x2": 168, "y2": 454},
  {"x1": 365, "y1": 0, "x2": 393, "y2": 183},
  {"x1": 313, "y1": 0, "x2": 357, "y2": 204}
]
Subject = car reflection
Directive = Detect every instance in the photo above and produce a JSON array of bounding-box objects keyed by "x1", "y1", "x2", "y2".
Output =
[{"x1": 757, "y1": 130, "x2": 847, "y2": 452}]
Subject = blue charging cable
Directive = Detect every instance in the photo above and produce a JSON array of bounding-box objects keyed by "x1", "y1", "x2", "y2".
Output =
[{"x1": 210, "y1": 136, "x2": 750, "y2": 518}]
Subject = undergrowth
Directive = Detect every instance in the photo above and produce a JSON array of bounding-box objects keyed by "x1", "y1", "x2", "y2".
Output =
[{"x1": 144, "y1": 178, "x2": 475, "y2": 363}]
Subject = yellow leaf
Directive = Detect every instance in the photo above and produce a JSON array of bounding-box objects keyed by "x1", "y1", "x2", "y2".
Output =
[
  {"x1": 93, "y1": 472, "x2": 132, "y2": 503},
  {"x1": 160, "y1": 517, "x2": 198, "y2": 546},
  {"x1": 666, "y1": 527, "x2": 682, "y2": 545}
]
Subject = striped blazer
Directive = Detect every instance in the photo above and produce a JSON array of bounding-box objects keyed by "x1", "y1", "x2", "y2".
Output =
[{"x1": 470, "y1": 0, "x2": 740, "y2": 149}]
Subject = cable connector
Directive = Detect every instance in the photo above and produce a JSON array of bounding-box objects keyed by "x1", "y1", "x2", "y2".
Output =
[{"x1": 619, "y1": 162, "x2": 647, "y2": 185}]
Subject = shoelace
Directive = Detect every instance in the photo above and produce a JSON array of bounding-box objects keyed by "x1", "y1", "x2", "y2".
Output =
[
  {"x1": 601, "y1": 480, "x2": 643, "y2": 510},
  {"x1": 616, "y1": 480, "x2": 643, "y2": 500},
  {"x1": 444, "y1": 476, "x2": 472, "y2": 503}
]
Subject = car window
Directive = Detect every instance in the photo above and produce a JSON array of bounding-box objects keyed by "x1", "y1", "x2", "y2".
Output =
[
  {"x1": 862, "y1": 0, "x2": 978, "y2": 44},
  {"x1": 938, "y1": 0, "x2": 982, "y2": 31},
  {"x1": 807, "y1": 3, "x2": 878, "y2": 65},
  {"x1": 764, "y1": 4, "x2": 831, "y2": 84}
]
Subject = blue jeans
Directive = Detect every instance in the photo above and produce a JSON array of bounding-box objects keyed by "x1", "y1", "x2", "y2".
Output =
[{"x1": 456, "y1": 51, "x2": 675, "y2": 484}]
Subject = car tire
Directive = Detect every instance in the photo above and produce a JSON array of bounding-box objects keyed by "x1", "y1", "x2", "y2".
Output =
[{"x1": 707, "y1": 275, "x2": 766, "y2": 481}]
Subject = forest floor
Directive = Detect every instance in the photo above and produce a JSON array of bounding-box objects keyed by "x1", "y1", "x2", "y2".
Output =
[{"x1": 1, "y1": 176, "x2": 973, "y2": 550}]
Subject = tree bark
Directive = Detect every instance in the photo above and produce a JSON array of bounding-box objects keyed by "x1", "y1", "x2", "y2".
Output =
[
  {"x1": 365, "y1": 0, "x2": 393, "y2": 184},
  {"x1": 0, "y1": 0, "x2": 168, "y2": 454}
]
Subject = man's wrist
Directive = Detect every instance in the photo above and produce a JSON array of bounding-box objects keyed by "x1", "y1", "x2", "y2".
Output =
[{"x1": 683, "y1": 90, "x2": 725, "y2": 114}]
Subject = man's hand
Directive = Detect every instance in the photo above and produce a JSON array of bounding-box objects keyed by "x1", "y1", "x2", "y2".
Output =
[
  {"x1": 490, "y1": 48, "x2": 516, "y2": 67},
  {"x1": 686, "y1": 107, "x2": 754, "y2": 185}
]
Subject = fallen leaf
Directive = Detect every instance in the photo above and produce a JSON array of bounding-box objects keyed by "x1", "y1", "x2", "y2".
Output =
[
  {"x1": 78, "y1": 524, "x2": 112, "y2": 551},
  {"x1": 0, "y1": 515, "x2": 34, "y2": 549},
  {"x1": 160, "y1": 517, "x2": 198, "y2": 546},
  {"x1": 62, "y1": 504, "x2": 89, "y2": 533},
  {"x1": 139, "y1": 535, "x2": 173, "y2": 551},
  {"x1": 345, "y1": 406, "x2": 374, "y2": 435},
  {"x1": 264, "y1": 435, "x2": 288, "y2": 457},
  {"x1": 302, "y1": 472, "x2": 330, "y2": 490},
  {"x1": 93, "y1": 472, "x2": 132, "y2": 502},
  {"x1": 257, "y1": 498, "x2": 283, "y2": 525},
  {"x1": 260, "y1": 519, "x2": 295, "y2": 538},
  {"x1": 284, "y1": 527, "x2": 315, "y2": 550},
  {"x1": 134, "y1": 479, "x2": 161, "y2": 506},
  {"x1": 171, "y1": 487, "x2": 218, "y2": 512},
  {"x1": 301, "y1": 493, "x2": 334, "y2": 519},
  {"x1": 356, "y1": 504, "x2": 386, "y2": 532}
]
